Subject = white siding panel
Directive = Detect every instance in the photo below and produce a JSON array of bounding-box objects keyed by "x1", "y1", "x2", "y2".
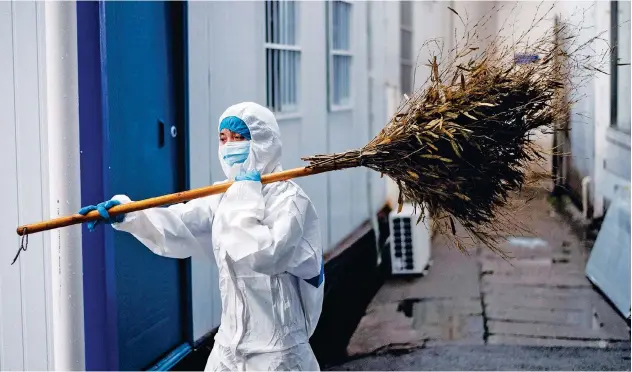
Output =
[
  {"x1": 0, "y1": 1, "x2": 52, "y2": 369},
  {"x1": 187, "y1": 1, "x2": 222, "y2": 343},
  {"x1": 367, "y1": 1, "x2": 388, "y2": 214},
  {"x1": 296, "y1": 1, "x2": 329, "y2": 252},
  {"x1": 351, "y1": 2, "x2": 371, "y2": 230},
  {"x1": 188, "y1": 0, "x2": 268, "y2": 341},
  {"x1": 0, "y1": 2, "x2": 25, "y2": 369},
  {"x1": 12, "y1": 2, "x2": 49, "y2": 369}
]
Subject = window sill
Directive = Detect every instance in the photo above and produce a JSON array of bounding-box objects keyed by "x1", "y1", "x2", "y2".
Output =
[
  {"x1": 273, "y1": 112, "x2": 302, "y2": 121},
  {"x1": 329, "y1": 105, "x2": 353, "y2": 113},
  {"x1": 607, "y1": 126, "x2": 631, "y2": 149}
]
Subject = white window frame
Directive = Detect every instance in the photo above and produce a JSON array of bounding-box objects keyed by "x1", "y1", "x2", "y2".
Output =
[
  {"x1": 400, "y1": 1, "x2": 414, "y2": 95},
  {"x1": 265, "y1": 0, "x2": 301, "y2": 115},
  {"x1": 327, "y1": 0, "x2": 353, "y2": 111},
  {"x1": 610, "y1": 0, "x2": 631, "y2": 135}
]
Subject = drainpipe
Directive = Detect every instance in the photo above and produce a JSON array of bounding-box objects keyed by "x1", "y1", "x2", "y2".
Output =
[
  {"x1": 45, "y1": 1, "x2": 86, "y2": 370},
  {"x1": 582, "y1": 176, "x2": 592, "y2": 221}
]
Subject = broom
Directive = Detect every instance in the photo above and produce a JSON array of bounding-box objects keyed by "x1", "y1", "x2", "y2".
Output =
[{"x1": 13, "y1": 5, "x2": 607, "y2": 262}]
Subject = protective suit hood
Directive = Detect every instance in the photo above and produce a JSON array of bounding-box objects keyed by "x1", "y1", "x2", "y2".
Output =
[{"x1": 218, "y1": 102, "x2": 283, "y2": 178}]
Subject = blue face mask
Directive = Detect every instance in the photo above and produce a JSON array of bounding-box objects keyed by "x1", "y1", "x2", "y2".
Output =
[{"x1": 220, "y1": 141, "x2": 250, "y2": 166}]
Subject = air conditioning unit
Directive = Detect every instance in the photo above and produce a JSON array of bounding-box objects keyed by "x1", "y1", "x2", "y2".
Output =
[{"x1": 388, "y1": 203, "x2": 432, "y2": 275}]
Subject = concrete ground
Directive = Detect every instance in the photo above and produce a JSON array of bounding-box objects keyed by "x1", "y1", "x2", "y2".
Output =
[
  {"x1": 331, "y1": 178, "x2": 631, "y2": 371},
  {"x1": 332, "y1": 345, "x2": 631, "y2": 371}
]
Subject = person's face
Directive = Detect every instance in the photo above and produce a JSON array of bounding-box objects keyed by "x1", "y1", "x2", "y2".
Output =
[{"x1": 219, "y1": 128, "x2": 247, "y2": 145}]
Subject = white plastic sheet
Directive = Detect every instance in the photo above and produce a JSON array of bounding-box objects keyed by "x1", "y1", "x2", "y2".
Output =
[{"x1": 585, "y1": 186, "x2": 631, "y2": 318}]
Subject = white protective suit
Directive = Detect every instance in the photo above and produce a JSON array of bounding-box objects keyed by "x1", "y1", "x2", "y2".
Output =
[{"x1": 111, "y1": 102, "x2": 324, "y2": 371}]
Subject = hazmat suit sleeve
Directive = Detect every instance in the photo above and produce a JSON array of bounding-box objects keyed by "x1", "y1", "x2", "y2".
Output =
[
  {"x1": 216, "y1": 180, "x2": 320, "y2": 276},
  {"x1": 110, "y1": 194, "x2": 215, "y2": 261}
]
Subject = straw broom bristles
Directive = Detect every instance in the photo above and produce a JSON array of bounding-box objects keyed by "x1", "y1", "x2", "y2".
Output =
[{"x1": 303, "y1": 4, "x2": 609, "y2": 254}]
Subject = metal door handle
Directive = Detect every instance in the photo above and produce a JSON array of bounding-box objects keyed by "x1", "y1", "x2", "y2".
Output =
[{"x1": 158, "y1": 120, "x2": 165, "y2": 148}]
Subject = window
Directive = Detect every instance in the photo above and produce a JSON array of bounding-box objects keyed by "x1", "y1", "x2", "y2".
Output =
[
  {"x1": 265, "y1": 1, "x2": 300, "y2": 113},
  {"x1": 400, "y1": 1, "x2": 414, "y2": 95},
  {"x1": 610, "y1": 0, "x2": 631, "y2": 133},
  {"x1": 328, "y1": 1, "x2": 352, "y2": 108}
]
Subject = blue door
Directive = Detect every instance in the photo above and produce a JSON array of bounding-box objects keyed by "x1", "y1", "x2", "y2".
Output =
[{"x1": 102, "y1": 2, "x2": 187, "y2": 369}]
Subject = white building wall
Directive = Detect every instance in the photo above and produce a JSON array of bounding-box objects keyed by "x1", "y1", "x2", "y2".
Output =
[
  {"x1": 386, "y1": 0, "x2": 456, "y2": 207},
  {"x1": 591, "y1": 0, "x2": 631, "y2": 213},
  {"x1": 187, "y1": 0, "x2": 395, "y2": 342},
  {"x1": 490, "y1": 0, "x2": 630, "y2": 214},
  {"x1": 492, "y1": 1, "x2": 557, "y2": 166},
  {"x1": 412, "y1": 0, "x2": 454, "y2": 91},
  {"x1": 384, "y1": 0, "x2": 404, "y2": 207},
  {"x1": 367, "y1": 0, "x2": 391, "y2": 214},
  {"x1": 562, "y1": 1, "x2": 598, "y2": 196},
  {"x1": 553, "y1": 1, "x2": 629, "y2": 214},
  {"x1": 326, "y1": 1, "x2": 372, "y2": 247}
]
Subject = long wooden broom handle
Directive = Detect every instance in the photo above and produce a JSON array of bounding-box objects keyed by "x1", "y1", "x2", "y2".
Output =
[{"x1": 16, "y1": 166, "x2": 326, "y2": 236}]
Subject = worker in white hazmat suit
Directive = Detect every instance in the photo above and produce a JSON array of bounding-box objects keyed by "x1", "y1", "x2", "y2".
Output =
[{"x1": 78, "y1": 102, "x2": 325, "y2": 371}]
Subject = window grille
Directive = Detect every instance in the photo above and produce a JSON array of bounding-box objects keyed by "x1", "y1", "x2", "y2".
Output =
[
  {"x1": 328, "y1": 0, "x2": 352, "y2": 108},
  {"x1": 265, "y1": 1, "x2": 300, "y2": 113}
]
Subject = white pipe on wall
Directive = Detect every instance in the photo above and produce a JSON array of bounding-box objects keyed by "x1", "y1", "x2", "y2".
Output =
[
  {"x1": 44, "y1": 1, "x2": 85, "y2": 370},
  {"x1": 582, "y1": 176, "x2": 592, "y2": 220}
]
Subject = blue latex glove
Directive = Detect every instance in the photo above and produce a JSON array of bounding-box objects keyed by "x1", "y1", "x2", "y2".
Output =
[
  {"x1": 234, "y1": 170, "x2": 261, "y2": 182},
  {"x1": 78, "y1": 199, "x2": 125, "y2": 232}
]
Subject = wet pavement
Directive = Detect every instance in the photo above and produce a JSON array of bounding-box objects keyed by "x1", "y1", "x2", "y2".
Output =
[
  {"x1": 333, "y1": 180, "x2": 631, "y2": 370},
  {"x1": 330, "y1": 344, "x2": 631, "y2": 371}
]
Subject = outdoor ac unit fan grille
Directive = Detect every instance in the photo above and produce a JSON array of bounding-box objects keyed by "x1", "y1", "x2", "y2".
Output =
[{"x1": 392, "y1": 217, "x2": 414, "y2": 271}]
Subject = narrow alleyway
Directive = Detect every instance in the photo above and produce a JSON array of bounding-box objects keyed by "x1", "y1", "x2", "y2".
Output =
[{"x1": 331, "y1": 178, "x2": 631, "y2": 370}]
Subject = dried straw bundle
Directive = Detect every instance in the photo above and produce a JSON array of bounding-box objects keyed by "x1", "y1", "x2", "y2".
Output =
[{"x1": 304, "y1": 4, "x2": 607, "y2": 252}]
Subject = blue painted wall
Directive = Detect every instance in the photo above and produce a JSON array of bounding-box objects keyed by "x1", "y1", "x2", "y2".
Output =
[
  {"x1": 78, "y1": 1, "x2": 190, "y2": 369},
  {"x1": 77, "y1": 1, "x2": 109, "y2": 370}
]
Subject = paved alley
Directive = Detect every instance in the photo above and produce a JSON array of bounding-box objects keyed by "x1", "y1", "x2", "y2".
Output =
[{"x1": 332, "y1": 180, "x2": 631, "y2": 370}]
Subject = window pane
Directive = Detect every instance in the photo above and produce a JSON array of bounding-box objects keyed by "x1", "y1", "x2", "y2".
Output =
[
  {"x1": 618, "y1": 1, "x2": 631, "y2": 62},
  {"x1": 400, "y1": 1, "x2": 413, "y2": 28},
  {"x1": 266, "y1": 49, "x2": 300, "y2": 112},
  {"x1": 266, "y1": 49, "x2": 275, "y2": 110},
  {"x1": 272, "y1": 49, "x2": 281, "y2": 111},
  {"x1": 333, "y1": 55, "x2": 351, "y2": 106},
  {"x1": 273, "y1": 1, "x2": 279, "y2": 44},
  {"x1": 280, "y1": 50, "x2": 300, "y2": 112},
  {"x1": 612, "y1": 0, "x2": 631, "y2": 132},
  {"x1": 367, "y1": 1, "x2": 373, "y2": 70},
  {"x1": 288, "y1": 1, "x2": 296, "y2": 45},
  {"x1": 265, "y1": 1, "x2": 270, "y2": 43},
  {"x1": 401, "y1": 63, "x2": 413, "y2": 94},
  {"x1": 400, "y1": 29, "x2": 413, "y2": 61},
  {"x1": 266, "y1": 1, "x2": 298, "y2": 45},
  {"x1": 332, "y1": 1, "x2": 351, "y2": 51},
  {"x1": 617, "y1": 0, "x2": 630, "y2": 132},
  {"x1": 617, "y1": 65, "x2": 630, "y2": 132},
  {"x1": 265, "y1": 1, "x2": 300, "y2": 112}
]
